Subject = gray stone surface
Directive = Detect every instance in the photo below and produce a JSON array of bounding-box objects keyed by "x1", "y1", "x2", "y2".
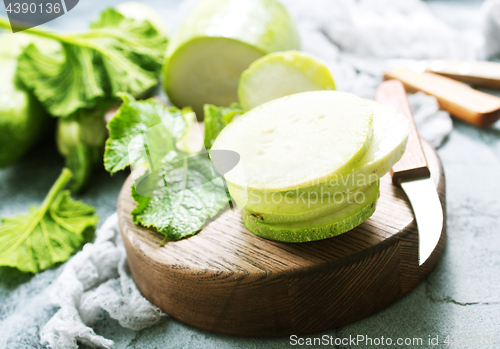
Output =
[{"x1": 1, "y1": 1, "x2": 500, "y2": 348}]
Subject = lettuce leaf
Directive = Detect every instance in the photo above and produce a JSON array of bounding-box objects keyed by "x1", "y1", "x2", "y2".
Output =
[
  {"x1": 0, "y1": 169, "x2": 98, "y2": 273},
  {"x1": 7, "y1": 8, "x2": 168, "y2": 118}
]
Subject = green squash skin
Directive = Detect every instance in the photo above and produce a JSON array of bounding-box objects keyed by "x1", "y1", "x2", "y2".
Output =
[
  {"x1": 56, "y1": 111, "x2": 107, "y2": 193},
  {"x1": 0, "y1": 33, "x2": 60, "y2": 168},
  {"x1": 242, "y1": 181, "x2": 380, "y2": 243},
  {"x1": 162, "y1": 0, "x2": 300, "y2": 116},
  {"x1": 0, "y1": 59, "x2": 49, "y2": 168},
  {"x1": 232, "y1": 182, "x2": 374, "y2": 224}
]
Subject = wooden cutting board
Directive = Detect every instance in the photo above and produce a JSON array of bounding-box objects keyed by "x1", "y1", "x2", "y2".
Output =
[{"x1": 117, "y1": 140, "x2": 446, "y2": 337}]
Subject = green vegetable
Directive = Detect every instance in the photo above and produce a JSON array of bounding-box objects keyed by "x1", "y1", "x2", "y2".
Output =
[
  {"x1": 229, "y1": 182, "x2": 373, "y2": 224},
  {"x1": 0, "y1": 33, "x2": 58, "y2": 168},
  {"x1": 0, "y1": 8, "x2": 168, "y2": 118},
  {"x1": 211, "y1": 91, "x2": 411, "y2": 243},
  {"x1": 238, "y1": 51, "x2": 336, "y2": 111},
  {"x1": 131, "y1": 154, "x2": 229, "y2": 242},
  {"x1": 211, "y1": 91, "x2": 374, "y2": 192},
  {"x1": 104, "y1": 95, "x2": 228, "y2": 241},
  {"x1": 226, "y1": 99, "x2": 411, "y2": 220},
  {"x1": 203, "y1": 103, "x2": 243, "y2": 150},
  {"x1": 282, "y1": 100, "x2": 411, "y2": 196},
  {"x1": 56, "y1": 110, "x2": 107, "y2": 192},
  {"x1": 162, "y1": 0, "x2": 300, "y2": 117},
  {"x1": 104, "y1": 93, "x2": 192, "y2": 174},
  {"x1": 242, "y1": 181, "x2": 379, "y2": 243},
  {"x1": 0, "y1": 168, "x2": 98, "y2": 273}
]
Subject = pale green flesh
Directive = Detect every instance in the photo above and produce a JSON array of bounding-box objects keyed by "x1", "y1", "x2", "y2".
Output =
[
  {"x1": 238, "y1": 51, "x2": 336, "y2": 111},
  {"x1": 162, "y1": 0, "x2": 300, "y2": 117},
  {"x1": 242, "y1": 180, "x2": 380, "y2": 243},
  {"x1": 232, "y1": 100, "x2": 409, "y2": 209},
  {"x1": 286, "y1": 100, "x2": 410, "y2": 196},
  {"x1": 165, "y1": 38, "x2": 263, "y2": 116},
  {"x1": 213, "y1": 91, "x2": 374, "y2": 191},
  {"x1": 231, "y1": 181, "x2": 373, "y2": 223}
]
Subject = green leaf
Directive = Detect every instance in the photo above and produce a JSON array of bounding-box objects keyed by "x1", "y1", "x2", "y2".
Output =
[
  {"x1": 0, "y1": 169, "x2": 98, "y2": 273},
  {"x1": 131, "y1": 153, "x2": 229, "y2": 241},
  {"x1": 104, "y1": 93, "x2": 191, "y2": 174},
  {"x1": 203, "y1": 103, "x2": 243, "y2": 150},
  {"x1": 131, "y1": 183, "x2": 151, "y2": 217},
  {"x1": 104, "y1": 95, "x2": 229, "y2": 241},
  {"x1": 14, "y1": 8, "x2": 168, "y2": 118}
]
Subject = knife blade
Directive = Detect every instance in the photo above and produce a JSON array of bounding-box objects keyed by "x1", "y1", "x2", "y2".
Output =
[{"x1": 374, "y1": 80, "x2": 444, "y2": 266}]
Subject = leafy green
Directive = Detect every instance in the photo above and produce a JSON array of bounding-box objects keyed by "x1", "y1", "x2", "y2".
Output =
[
  {"x1": 131, "y1": 154, "x2": 229, "y2": 241},
  {"x1": 56, "y1": 110, "x2": 107, "y2": 192},
  {"x1": 104, "y1": 93, "x2": 192, "y2": 174},
  {"x1": 203, "y1": 103, "x2": 243, "y2": 150},
  {"x1": 104, "y1": 95, "x2": 229, "y2": 241},
  {"x1": 0, "y1": 8, "x2": 168, "y2": 118},
  {"x1": 0, "y1": 169, "x2": 98, "y2": 273}
]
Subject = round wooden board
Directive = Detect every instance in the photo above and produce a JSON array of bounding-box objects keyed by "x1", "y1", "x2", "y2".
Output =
[{"x1": 117, "y1": 140, "x2": 446, "y2": 337}]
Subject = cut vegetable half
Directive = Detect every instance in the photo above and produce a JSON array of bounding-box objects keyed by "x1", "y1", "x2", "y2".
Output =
[
  {"x1": 212, "y1": 91, "x2": 374, "y2": 192},
  {"x1": 283, "y1": 100, "x2": 410, "y2": 196},
  {"x1": 238, "y1": 51, "x2": 335, "y2": 111},
  {"x1": 242, "y1": 180, "x2": 380, "y2": 243},
  {"x1": 162, "y1": 0, "x2": 300, "y2": 117},
  {"x1": 165, "y1": 38, "x2": 263, "y2": 117},
  {"x1": 232, "y1": 99, "x2": 410, "y2": 208}
]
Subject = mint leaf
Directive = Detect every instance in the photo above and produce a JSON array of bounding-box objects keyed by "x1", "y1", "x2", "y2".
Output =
[
  {"x1": 0, "y1": 169, "x2": 98, "y2": 273},
  {"x1": 104, "y1": 93, "x2": 192, "y2": 174},
  {"x1": 203, "y1": 103, "x2": 243, "y2": 150},
  {"x1": 131, "y1": 154, "x2": 229, "y2": 241},
  {"x1": 14, "y1": 8, "x2": 168, "y2": 118}
]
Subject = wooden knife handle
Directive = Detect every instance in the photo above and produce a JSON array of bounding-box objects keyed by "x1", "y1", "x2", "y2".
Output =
[
  {"x1": 426, "y1": 59, "x2": 500, "y2": 89},
  {"x1": 374, "y1": 80, "x2": 430, "y2": 186},
  {"x1": 385, "y1": 67, "x2": 500, "y2": 127}
]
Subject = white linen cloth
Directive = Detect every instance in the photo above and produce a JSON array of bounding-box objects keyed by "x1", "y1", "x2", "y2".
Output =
[
  {"x1": 41, "y1": 0, "x2": 499, "y2": 347},
  {"x1": 40, "y1": 214, "x2": 165, "y2": 349}
]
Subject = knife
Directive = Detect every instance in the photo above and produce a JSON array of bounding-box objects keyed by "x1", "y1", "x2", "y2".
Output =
[
  {"x1": 384, "y1": 67, "x2": 500, "y2": 127},
  {"x1": 425, "y1": 59, "x2": 500, "y2": 90},
  {"x1": 374, "y1": 80, "x2": 444, "y2": 266}
]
